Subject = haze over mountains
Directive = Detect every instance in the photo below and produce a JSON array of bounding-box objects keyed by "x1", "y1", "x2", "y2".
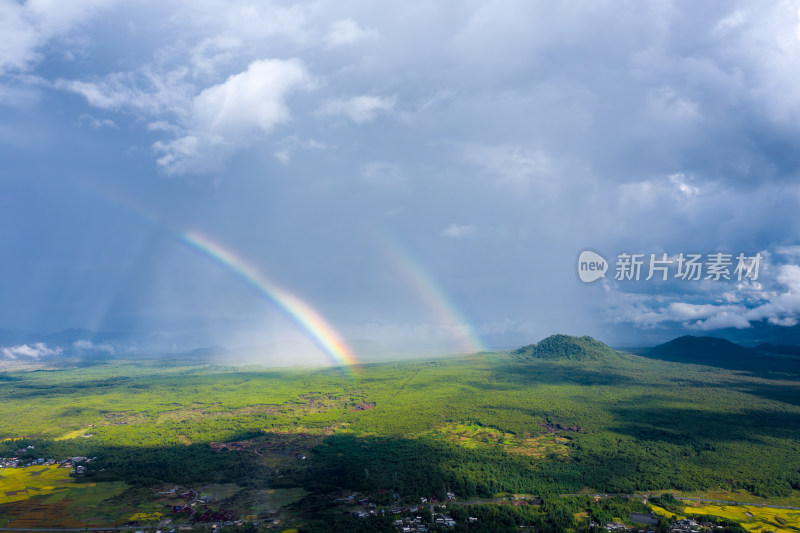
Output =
[{"x1": 3, "y1": 325, "x2": 799, "y2": 376}]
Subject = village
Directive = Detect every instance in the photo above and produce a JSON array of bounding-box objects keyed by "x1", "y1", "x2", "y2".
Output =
[{"x1": 0, "y1": 445, "x2": 94, "y2": 475}]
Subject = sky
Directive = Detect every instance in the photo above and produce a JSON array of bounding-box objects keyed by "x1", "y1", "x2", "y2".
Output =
[{"x1": 2, "y1": 0, "x2": 800, "y2": 365}]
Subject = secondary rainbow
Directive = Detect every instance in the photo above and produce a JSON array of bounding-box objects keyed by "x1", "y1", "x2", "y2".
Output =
[
  {"x1": 379, "y1": 238, "x2": 485, "y2": 354},
  {"x1": 181, "y1": 232, "x2": 359, "y2": 370}
]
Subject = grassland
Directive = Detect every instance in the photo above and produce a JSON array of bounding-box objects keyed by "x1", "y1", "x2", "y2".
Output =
[{"x1": 0, "y1": 338, "x2": 797, "y2": 531}]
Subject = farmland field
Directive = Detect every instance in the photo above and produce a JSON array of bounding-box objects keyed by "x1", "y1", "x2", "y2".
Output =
[
  {"x1": 0, "y1": 466, "x2": 127, "y2": 527},
  {"x1": 683, "y1": 503, "x2": 800, "y2": 533},
  {"x1": 652, "y1": 500, "x2": 800, "y2": 533}
]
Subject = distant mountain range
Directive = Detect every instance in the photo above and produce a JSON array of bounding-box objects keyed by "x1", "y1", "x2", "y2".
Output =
[
  {"x1": 510, "y1": 333, "x2": 800, "y2": 374},
  {"x1": 645, "y1": 335, "x2": 800, "y2": 373}
]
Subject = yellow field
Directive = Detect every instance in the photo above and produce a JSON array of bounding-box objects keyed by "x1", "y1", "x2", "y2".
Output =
[
  {"x1": 650, "y1": 504, "x2": 677, "y2": 519},
  {"x1": 682, "y1": 503, "x2": 800, "y2": 533},
  {"x1": 680, "y1": 489, "x2": 800, "y2": 509},
  {"x1": 424, "y1": 423, "x2": 570, "y2": 458},
  {"x1": 128, "y1": 511, "x2": 163, "y2": 521},
  {"x1": 0, "y1": 466, "x2": 74, "y2": 504},
  {"x1": 54, "y1": 429, "x2": 91, "y2": 441}
]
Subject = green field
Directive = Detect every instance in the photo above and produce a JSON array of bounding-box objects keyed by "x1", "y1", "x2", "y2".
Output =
[{"x1": 0, "y1": 336, "x2": 798, "y2": 531}]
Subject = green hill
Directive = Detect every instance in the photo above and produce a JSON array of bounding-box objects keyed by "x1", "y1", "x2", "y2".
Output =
[
  {"x1": 651, "y1": 335, "x2": 752, "y2": 358},
  {"x1": 650, "y1": 335, "x2": 751, "y2": 362},
  {"x1": 513, "y1": 334, "x2": 619, "y2": 361}
]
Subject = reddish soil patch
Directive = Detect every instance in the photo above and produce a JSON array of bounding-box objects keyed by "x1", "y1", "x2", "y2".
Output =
[{"x1": 351, "y1": 401, "x2": 376, "y2": 412}]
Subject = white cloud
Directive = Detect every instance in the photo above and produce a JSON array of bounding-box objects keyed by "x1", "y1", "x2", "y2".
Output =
[
  {"x1": 325, "y1": 18, "x2": 377, "y2": 48},
  {"x1": 619, "y1": 172, "x2": 706, "y2": 209},
  {"x1": 668, "y1": 172, "x2": 700, "y2": 197},
  {"x1": 320, "y1": 95, "x2": 395, "y2": 123},
  {"x1": 1, "y1": 342, "x2": 61, "y2": 359},
  {"x1": 608, "y1": 261, "x2": 800, "y2": 331},
  {"x1": 176, "y1": 1, "x2": 311, "y2": 50},
  {"x1": 692, "y1": 311, "x2": 752, "y2": 330},
  {"x1": 153, "y1": 58, "x2": 313, "y2": 174},
  {"x1": 714, "y1": 10, "x2": 746, "y2": 35},
  {"x1": 775, "y1": 245, "x2": 800, "y2": 259},
  {"x1": 769, "y1": 316, "x2": 798, "y2": 327},
  {"x1": 462, "y1": 144, "x2": 552, "y2": 190},
  {"x1": 441, "y1": 224, "x2": 477, "y2": 239},
  {"x1": 193, "y1": 59, "x2": 310, "y2": 136},
  {"x1": 76, "y1": 113, "x2": 117, "y2": 129},
  {"x1": 147, "y1": 120, "x2": 181, "y2": 134},
  {"x1": 57, "y1": 68, "x2": 194, "y2": 117},
  {"x1": 0, "y1": 0, "x2": 114, "y2": 75}
]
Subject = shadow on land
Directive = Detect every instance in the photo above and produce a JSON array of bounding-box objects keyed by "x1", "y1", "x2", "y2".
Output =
[{"x1": 491, "y1": 354, "x2": 800, "y2": 408}]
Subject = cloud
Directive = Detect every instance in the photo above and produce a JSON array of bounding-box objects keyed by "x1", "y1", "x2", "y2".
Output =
[
  {"x1": 57, "y1": 68, "x2": 194, "y2": 117},
  {"x1": 76, "y1": 113, "x2": 117, "y2": 129},
  {"x1": 607, "y1": 260, "x2": 800, "y2": 331},
  {"x1": 273, "y1": 150, "x2": 290, "y2": 165},
  {"x1": 461, "y1": 145, "x2": 553, "y2": 191},
  {"x1": 714, "y1": 9, "x2": 747, "y2": 35},
  {"x1": 0, "y1": 0, "x2": 114, "y2": 75},
  {"x1": 320, "y1": 95, "x2": 395, "y2": 123},
  {"x1": 153, "y1": 58, "x2": 313, "y2": 174},
  {"x1": 325, "y1": 18, "x2": 377, "y2": 48},
  {"x1": 192, "y1": 58, "x2": 310, "y2": 136},
  {"x1": 775, "y1": 245, "x2": 800, "y2": 260},
  {"x1": 441, "y1": 224, "x2": 477, "y2": 239},
  {"x1": 1, "y1": 342, "x2": 61, "y2": 359}
]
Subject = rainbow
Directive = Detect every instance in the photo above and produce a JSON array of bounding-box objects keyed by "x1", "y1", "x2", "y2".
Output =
[
  {"x1": 379, "y1": 238, "x2": 485, "y2": 354},
  {"x1": 183, "y1": 232, "x2": 358, "y2": 369},
  {"x1": 69, "y1": 183, "x2": 358, "y2": 370}
]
